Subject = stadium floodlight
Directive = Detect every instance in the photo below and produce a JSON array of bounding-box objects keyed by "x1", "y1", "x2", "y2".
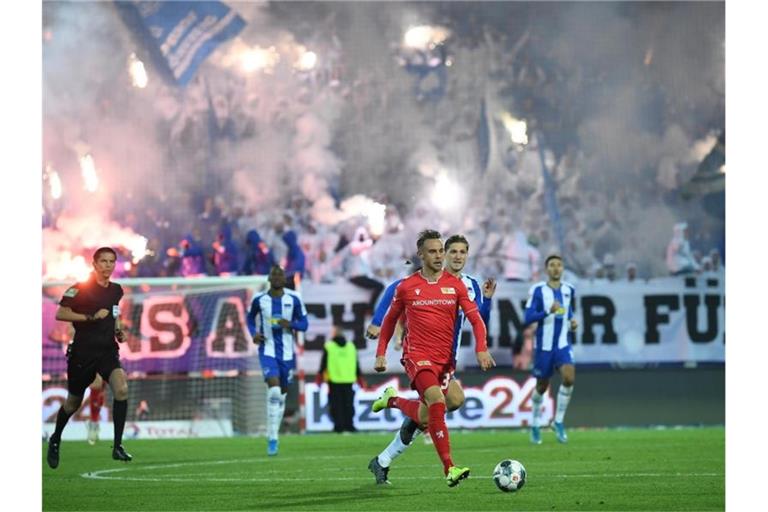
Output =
[
  {"x1": 128, "y1": 53, "x2": 148, "y2": 89},
  {"x1": 79, "y1": 154, "x2": 99, "y2": 193}
]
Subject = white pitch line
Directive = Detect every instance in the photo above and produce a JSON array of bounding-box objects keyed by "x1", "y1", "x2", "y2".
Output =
[{"x1": 81, "y1": 458, "x2": 722, "y2": 483}]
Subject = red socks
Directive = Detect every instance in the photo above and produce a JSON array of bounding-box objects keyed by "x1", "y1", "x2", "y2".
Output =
[
  {"x1": 89, "y1": 385, "x2": 105, "y2": 422},
  {"x1": 427, "y1": 402, "x2": 452, "y2": 474}
]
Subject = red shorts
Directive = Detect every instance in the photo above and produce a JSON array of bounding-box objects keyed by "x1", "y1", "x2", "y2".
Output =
[{"x1": 402, "y1": 357, "x2": 454, "y2": 394}]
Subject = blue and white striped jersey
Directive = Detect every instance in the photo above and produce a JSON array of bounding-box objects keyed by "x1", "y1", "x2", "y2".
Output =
[
  {"x1": 524, "y1": 281, "x2": 576, "y2": 352},
  {"x1": 246, "y1": 290, "x2": 309, "y2": 361}
]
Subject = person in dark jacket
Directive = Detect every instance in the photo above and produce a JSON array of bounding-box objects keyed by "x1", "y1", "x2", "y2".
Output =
[
  {"x1": 242, "y1": 229, "x2": 277, "y2": 276},
  {"x1": 282, "y1": 229, "x2": 306, "y2": 287},
  {"x1": 212, "y1": 222, "x2": 240, "y2": 276}
]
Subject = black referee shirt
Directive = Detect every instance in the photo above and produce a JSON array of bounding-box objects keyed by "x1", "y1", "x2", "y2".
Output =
[{"x1": 59, "y1": 275, "x2": 124, "y2": 356}]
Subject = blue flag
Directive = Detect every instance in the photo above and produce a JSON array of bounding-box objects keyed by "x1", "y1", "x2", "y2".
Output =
[{"x1": 116, "y1": 1, "x2": 245, "y2": 86}]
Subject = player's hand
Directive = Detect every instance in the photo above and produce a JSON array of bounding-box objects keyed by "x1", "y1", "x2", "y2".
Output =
[
  {"x1": 278, "y1": 319, "x2": 291, "y2": 329},
  {"x1": 569, "y1": 318, "x2": 578, "y2": 331},
  {"x1": 365, "y1": 324, "x2": 380, "y2": 340},
  {"x1": 374, "y1": 356, "x2": 387, "y2": 373},
  {"x1": 94, "y1": 309, "x2": 110, "y2": 320},
  {"x1": 476, "y1": 351, "x2": 496, "y2": 371},
  {"x1": 115, "y1": 329, "x2": 126, "y2": 343},
  {"x1": 549, "y1": 301, "x2": 562, "y2": 314},
  {"x1": 252, "y1": 333, "x2": 265, "y2": 344},
  {"x1": 482, "y1": 278, "x2": 497, "y2": 298}
]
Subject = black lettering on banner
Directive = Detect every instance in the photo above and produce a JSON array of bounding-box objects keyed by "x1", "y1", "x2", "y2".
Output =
[
  {"x1": 209, "y1": 299, "x2": 250, "y2": 354},
  {"x1": 330, "y1": 303, "x2": 368, "y2": 348},
  {"x1": 684, "y1": 294, "x2": 721, "y2": 343},
  {"x1": 311, "y1": 388, "x2": 330, "y2": 422},
  {"x1": 580, "y1": 296, "x2": 618, "y2": 344},
  {"x1": 496, "y1": 298, "x2": 527, "y2": 350},
  {"x1": 304, "y1": 304, "x2": 327, "y2": 351},
  {"x1": 148, "y1": 302, "x2": 185, "y2": 352},
  {"x1": 644, "y1": 295, "x2": 680, "y2": 344}
]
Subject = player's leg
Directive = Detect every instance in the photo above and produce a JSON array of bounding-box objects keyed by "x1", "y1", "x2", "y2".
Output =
[
  {"x1": 530, "y1": 350, "x2": 553, "y2": 445},
  {"x1": 48, "y1": 353, "x2": 93, "y2": 469},
  {"x1": 259, "y1": 354, "x2": 285, "y2": 455},
  {"x1": 107, "y1": 366, "x2": 132, "y2": 461},
  {"x1": 553, "y1": 359, "x2": 576, "y2": 443},
  {"x1": 47, "y1": 392, "x2": 84, "y2": 469},
  {"x1": 415, "y1": 370, "x2": 468, "y2": 486},
  {"x1": 87, "y1": 375, "x2": 105, "y2": 445}
]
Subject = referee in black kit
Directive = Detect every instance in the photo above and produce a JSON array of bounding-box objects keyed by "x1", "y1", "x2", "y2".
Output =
[{"x1": 47, "y1": 247, "x2": 132, "y2": 468}]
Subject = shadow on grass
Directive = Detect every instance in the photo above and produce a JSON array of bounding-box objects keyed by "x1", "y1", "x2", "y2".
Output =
[{"x1": 245, "y1": 484, "x2": 417, "y2": 510}]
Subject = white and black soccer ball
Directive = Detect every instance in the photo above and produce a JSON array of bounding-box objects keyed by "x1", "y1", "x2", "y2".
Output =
[{"x1": 492, "y1": 459, "x2": 526, "y2": 492}]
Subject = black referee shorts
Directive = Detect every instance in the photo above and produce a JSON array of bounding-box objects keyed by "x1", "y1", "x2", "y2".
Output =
[{"x1": 66, "y1": 347, "x2": 123, "y2": 397}]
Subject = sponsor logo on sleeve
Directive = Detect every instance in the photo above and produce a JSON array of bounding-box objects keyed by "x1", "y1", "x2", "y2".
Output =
[{"x1": 63, "y1": 287, "x2": 78, "y2": 298}]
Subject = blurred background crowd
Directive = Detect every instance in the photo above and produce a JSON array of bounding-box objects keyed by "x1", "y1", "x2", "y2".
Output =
[{"x1": 42, "y1": 2, "x2": 724, "y2": 285}]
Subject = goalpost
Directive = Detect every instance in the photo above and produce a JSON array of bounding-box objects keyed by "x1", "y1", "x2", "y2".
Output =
[{"x1": 42, "y1": 275, "x2": 306, "y2": 439}]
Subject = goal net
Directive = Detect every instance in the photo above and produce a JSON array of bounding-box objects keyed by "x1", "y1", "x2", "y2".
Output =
[{"x1": 42, "y1": 275, "x2": 280, "y2": 440}]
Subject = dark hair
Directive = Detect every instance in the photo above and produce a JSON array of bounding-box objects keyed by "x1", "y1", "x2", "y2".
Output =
[
  {"x1": 545, "y1": 254, "x2": 563, "y2": 266},
  {"x1": 444, "y1": 234, "x2": 469, "y2": 252},
  {"x1": 416, "y1": 229, "x2": 442, "y2": 251},
  {"x1": 93, "y1": 247, "x2": 117, "y2": 261}
]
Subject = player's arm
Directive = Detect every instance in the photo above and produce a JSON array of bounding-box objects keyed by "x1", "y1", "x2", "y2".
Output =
[
  {"x1": 568, "y1": 286, "x2": 578, "y2": 331},
  {"x1": 366, "y1": 279, "x2": 400, "y2": 339},
  {"x1": 287, "y1": 295, "x2": 309, "y2": 332},
  {"x1": 471, "y1": 277, "x2": 493, "y2": 326},
  {"x1": 247, "y1": 298, "x2": 264, "y2": 343},
  {"x1": 55, "y1": 285, "x2": 106, "y2": 322},
  {"x1": 458, "y1": 284, "x2": 494, "y2": 370},
  {"x1": 523, "y1": 285, "x2": 550, "y2": 325},
  {"x1": 114, "y1": 287, "x2": 126, "y2": 343},
  {"x1": 374, "y1": 286, "x2": 405, "y2": 372}
]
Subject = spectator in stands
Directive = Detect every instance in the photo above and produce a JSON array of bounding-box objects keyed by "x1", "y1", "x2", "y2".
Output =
[
  {"x1": 242, "y1": 229, "x2": 276, "y2": 276},
  {"x1": 345, "y1": 225, "x2": 385, "y2": 314},
  {"x1": 603, "y1": 254, "x2": 617, "y2": 282},
  {"x1": 709, "y1": 248, "x2": 723, "y2": 275},
  {"x1": 212, "y1": 222, "x2": 240, "y2": 276},
  {"x1": 666, "y1": 222, "x2": 700, "y2": 275},
  {"x1": 179, "y1": 232, "x2": 207, "y2": 277},
  {"x1": 134, "y1": 238, "x2": 165, "y2": 277},
  {"x1": 282, "y1": 228, "x2": 306, "y2": 286},
  {"x1": 625, "y1": 262, "x2": 638, "y2": 283},
  {"x1": 503, "y1": 229, "x2": 541, "y2": 282}
]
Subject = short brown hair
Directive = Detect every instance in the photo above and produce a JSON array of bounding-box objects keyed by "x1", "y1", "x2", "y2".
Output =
[
  {"x1": 444, "y1": 234, "x2": 469, "y2": 252},
  {"x1": 93, "y1": 247, "x2": 117, "y2": 261},
  {"x1": 416, "y1": 229, "x2": 442, "y2": 251}
]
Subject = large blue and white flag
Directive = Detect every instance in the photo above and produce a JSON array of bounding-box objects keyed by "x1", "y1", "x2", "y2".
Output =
[{"x1": 116, "y1": 1, "x2": 245, "y2": 86}]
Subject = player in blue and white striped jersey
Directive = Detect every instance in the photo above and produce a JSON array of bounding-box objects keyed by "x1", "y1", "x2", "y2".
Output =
[
  {"x1": 247, "y1": 265, "x2": 308, "y2": 456},
  {"x1": 524, "y1": 254, "x2": 579, "y2": 445},
  {"x1": 365, "y1": 234, "x2": 496, "y2": 484}
]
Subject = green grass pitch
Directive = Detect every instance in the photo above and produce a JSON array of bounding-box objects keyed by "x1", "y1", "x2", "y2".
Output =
[{"x1": 43, "y1": 427, "x2": 724, "y2": 511}]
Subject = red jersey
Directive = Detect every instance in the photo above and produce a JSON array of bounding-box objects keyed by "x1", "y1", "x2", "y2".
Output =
[{"x1": 376, "y1": 271, "x2": 488, "y2": 364}]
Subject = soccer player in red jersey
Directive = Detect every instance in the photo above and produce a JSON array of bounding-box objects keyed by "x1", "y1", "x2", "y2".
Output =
[{"x1": 373, "y1": 229, "x2": 495, "y2": 487}]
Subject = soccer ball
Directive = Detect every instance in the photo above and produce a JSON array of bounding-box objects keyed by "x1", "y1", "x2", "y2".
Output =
[{"x1": 492, "y1": 459, "x2": 526, "y2": 492}]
